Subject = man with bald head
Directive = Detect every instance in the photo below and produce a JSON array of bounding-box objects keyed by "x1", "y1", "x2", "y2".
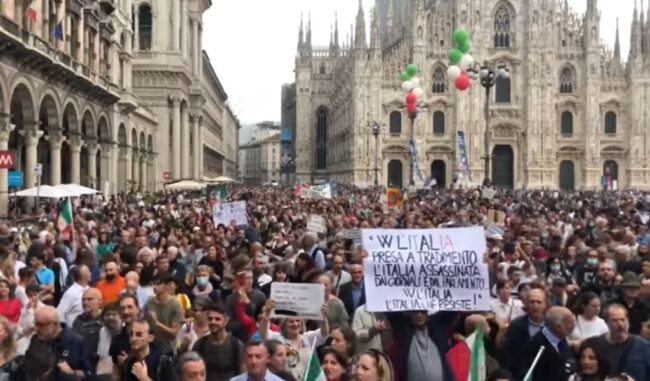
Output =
[
  {"x1": 24, "y1": 306, "x2": 92, "y2": 380},
  {"x1": 57, "y1": 264, "x2": 90, "y2": 327},
  {"x1": 72, "y1": 288, "x2": 104, "y2": 368},
  {"x1": 517, "y1": 306, "x2": 576, "y2": 381}
]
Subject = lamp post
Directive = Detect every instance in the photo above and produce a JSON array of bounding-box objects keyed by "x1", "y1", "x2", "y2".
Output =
[
  {"x1": 367, "y1": 121, "x2": 383, "y2": 186},
  {"x1": 467, "y1": 62, "x2": 509, "y2": 187},
  {"x1": 408, "y1": 114, "x2": 416, "y2": 187}
]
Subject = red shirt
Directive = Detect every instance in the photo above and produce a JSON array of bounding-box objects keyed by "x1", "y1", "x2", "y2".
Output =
[{"x1": 0, "y1": 298, "x2": 21, "y2": 323}]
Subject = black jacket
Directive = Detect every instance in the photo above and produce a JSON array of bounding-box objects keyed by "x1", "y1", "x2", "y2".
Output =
[
  {"x1": 23, "y1": 327, "x2": 93, "y2": 381},
  {"x1": 499, "y1": 315, "x2": 536, "y2": 375},
  {"x1": 385, "y1": 311, "x2": 457, "y2": 381},
  {"x1": 338, "y1": 282, "x2": 365, "y2": 321},
  {"x1": 518, "y1": 330, "x2": 576, "y2": 381}
]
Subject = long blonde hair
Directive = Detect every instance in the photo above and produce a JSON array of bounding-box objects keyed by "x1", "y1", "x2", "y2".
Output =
[{"x1": 0, "y1": 316, "x2": 16, "y2": 360}]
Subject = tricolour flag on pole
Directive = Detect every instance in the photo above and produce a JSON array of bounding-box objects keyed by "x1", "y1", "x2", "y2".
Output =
[
  {"x1": 466, "y1": 327, "x2": 486, "y2": 381},
  {"x1": 57, "y1": 197, "x2": 73, "y2": 241},
  {"x1": 522, "y1": 346, "x2": 546, "y2": 381},
  {"x1": 302, "y1": 341, "x2": 326, "y2": 381},
  {"x1": 25, "y1": 0, "x2": 38, "y2": 23}
]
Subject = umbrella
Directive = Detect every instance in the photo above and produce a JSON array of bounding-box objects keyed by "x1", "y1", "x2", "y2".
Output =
[
  {"x1": 164, "y1": 180, "x2": 207, "y2": 191},
  {"x1": 12, "y1": 185, "x2": 73, "y2": 198},
  {"x1": 213, "y1": 175, "x2": 235, "y2": 183},
  {"x1": 56, "y1": 183, "x2": 100, "y2": 197}
]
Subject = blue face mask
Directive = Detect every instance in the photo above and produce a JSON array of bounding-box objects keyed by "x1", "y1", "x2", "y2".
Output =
[
  {"x1": 196, "y1": 276, "x2": 209, "y2": 286},
  {"x1": 550, "y1": 264, "x2": 561, "y2": 272},
  {"x1": 587, "y1": 258, "x2": 599, "y2": 267}
]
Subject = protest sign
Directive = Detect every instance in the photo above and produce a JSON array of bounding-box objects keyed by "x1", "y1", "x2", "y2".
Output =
[
  {"x1": 342, "y1": 229, "x2": 362, "y2": 246},
  {"x1": 270, "y1": 282, "x2": 325, "y2": 320},
  {"x1": 487, "y1": 209, "x2": 506, "y2": 224},
  {"x1": 385, "y1": 188, "x2": 403, "y2": 209},
  {"x1": 212, "y1": 201, "x2": 248, "y2": 226},
  {"x1": 362, "y1": 227, "x2": 489, "y2": 313},
  {"x1": 307, "y1": 215, "x2": 327, "y2": 234}
]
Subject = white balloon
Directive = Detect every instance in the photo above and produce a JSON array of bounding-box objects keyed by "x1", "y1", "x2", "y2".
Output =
[
  {"x1": 401, "y1": 81, "x2": 412, "y2": 92},
  {"x1": 410, "y1": 77, "x2": 421, "y2": 88},
  {"x1": 447, "y1": 65, "x2": 462, "y2": 80},
  {"x1": 413, "y1": 87, "x2": 424, "y2": 98},
  {"x1": 460, "y1": 54, "x2": 474, "y2": 70}
]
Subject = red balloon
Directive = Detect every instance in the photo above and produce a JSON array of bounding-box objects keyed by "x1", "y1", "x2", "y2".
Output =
[
  {"x1": 456, "y1": 73, "x2": 470, "y2": 91},
  {"x1": 407, "y1": 103, "x2": 418, "y2": 114},
  {"x1": 405, "y1": 92, "x2": 417, "y2": 104}
]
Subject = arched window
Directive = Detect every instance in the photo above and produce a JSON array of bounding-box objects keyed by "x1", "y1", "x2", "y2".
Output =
[
  {"x1": 495, "y1": 76, "x2": 511, "y2": 103},
  {"x1": 561, "y1": 111, "x2": 573, "y2": 135},
  {"x1": 604, "y1": 111, "x2": 617, "y2": 135},
  {"x1": 138, "y1": 4, "x2": 153, "y2": 51},
  {"x1": 559, "y1": 67, "x2": 575, "y2": 93},
  {"x1": 494, "y1": 4, "x2": 512, "y2": 48},
  {"x1": 319, "y1": 63, "x2": 326, "y2": 74},
  {"x1": 432, "y1": 66, "x2": 446, "y2": 93},
  {"x1": 389, "y1": 111, "x2": 402, "y2": 135},
  {"x1": 387, "y1": 160, "x2": 403, "y2": 188},
  {"x1": 315, "y1": 108, "x2": 328, "y2": 170},
  {"x1": 433, "y1": 111, "x2": 445, "y2": 135}
]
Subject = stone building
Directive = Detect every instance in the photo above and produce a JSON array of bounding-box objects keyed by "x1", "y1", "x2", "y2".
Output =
[
  {"x1": 292, "y1": 0, "x2": 650, "y2": 189},
  {"x1": 0, "y1": 0, "x2": 238, "y2": 214},
  {"x1": 239, "y1": 122, "x2": 282, "y2": 185}
]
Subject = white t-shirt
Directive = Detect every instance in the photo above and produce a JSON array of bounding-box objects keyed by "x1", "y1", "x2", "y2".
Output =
[
  {"x1": 570, "y1": 315, "x2": 609, "y2": 340},
  {"x1": 489, "y1": 298, "x2": 525, "y2": 322}
]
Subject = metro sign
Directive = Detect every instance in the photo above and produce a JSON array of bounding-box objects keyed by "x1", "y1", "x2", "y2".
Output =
[{"x1": 0, "y1": 151, "x2": 14, "y2": 169}]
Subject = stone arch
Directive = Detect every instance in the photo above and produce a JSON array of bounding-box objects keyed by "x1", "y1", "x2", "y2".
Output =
[
  {"x1": 97, "y1": 116, "x2": 111, "y2": 143},
  {"x1": 81, "y1": 109, "x2": 95, "y2": 138},
  {"x1": 147, "y1": 134, "x2": 154, "y2": 153},
  {"x1": 38, "y1": 94, "x2": 59, "y2": 132},
  {"x1": 0, "y1": 68, "x2": 8, "y2": 113},
  {"x1": 315, "y1": 106, "x2": 328, "y2": 170},
  {"x1": 431, "y1": 63, "x2": 446, "y2": 93},
  {"x1": 9, "y1": 82, "x2": 36, "y2": 126},
  {"x1": 139, "y1": 131, "x2": 146, "y2": 150},
  {"x1": 131, "y1": 127, "x2": 138, "y2": 148},
  {"x1": 387, "y1": 159, "x2": 403, "y2": 188},
  {"x1": 62, "y1": 102, "x2": 79, "y2": 134},
  {"x1": 118, "y1": 123, "x2": 127, "y2": 146},
  {"x1": 137, "y1": 2, "x2": 153, "y2": 50},
  {"x1": 494, "y1": 1, "x2": 514, "y2": 48}
]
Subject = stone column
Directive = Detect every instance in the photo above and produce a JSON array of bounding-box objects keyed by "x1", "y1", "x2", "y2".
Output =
[
  {"x1": 86, "y1": 140, "x2": 98, "y2": 188},
  {"x1": 0, "y1": 114, "x2": 12, "y2": 217},
  {"x1": 192, "y1": 18, "x2": 199, "y2": 75},
  {"x1": 118, "y1": 145, "x2": 128, "y2": 192},
  {"x1": 198, "y1": 26, "x2": 203, "y2": 75},
  {"x1": 147, "y1": 155, "x2": 155, "y2": 192},
  {"x1": 134, "y1": 11, "x2": 139, "y2": 51},
  {"x1": 172, "y1": 0, "x2": 180, "y2": 50},
  {"x1": 180, "y1": 0, "x2": 187, "y2": 57},
  {"x1": 181, "y1": 106, "x2": 190, "y2": 178},
  {"x1": 69, "y1": 135, "x2": 83, "y2": 184},
  {"x1": 171, "y1": 97, "x2": 181, "y2": 178},
  {"x1": 100, "y1": 143, "x2": 112, "y2": 195},
  {"x1": 191, "y1": 113, "x2": 200, "y2": 179},
  {"x1": 22, "y1": 122, "x2": 41, "y2": 189},
  {"x1": 132, "y1": 148, "x2": 140, "y2": 190},
  {"x1": 198, "y1": 116, "x2": 203, "y2": 177},
  {"x1": 49, "y1": 132, "x2": 65, "y2": 185},
  {"x1": 140, "y1": 152, "x2": 148, "y2": 191}
]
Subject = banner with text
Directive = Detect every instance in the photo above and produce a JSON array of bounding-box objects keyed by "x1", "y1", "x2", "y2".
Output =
[
  {"x1": 212, "y1": 201, "x2": 248, "y2": 226},
  {"x1": 362, "y1": 227, "x2": 489, "y2": 312},
  {"x1": 270, "y1": 282, "x2": 325, "y2": 320}
]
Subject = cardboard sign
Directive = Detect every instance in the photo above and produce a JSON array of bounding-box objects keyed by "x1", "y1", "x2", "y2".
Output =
[
  {"x1": 270, "y1": 282, "x2": 325, "y2": 320},
  {"x1": 487, "y1": 209, "x2": 506, "y2": 224},
  {"x1": 212, "y1": 201, "x2": 248, "y2": 226},
  {"x1": 362, "y1": 227, "x2": 490, "y2": 313},
  {"x1": 307, "y1": 215, "x2": 327, "y2": 234},
  {"x1": 342, "y1": 229, "x2": 363, "y2": 246}
]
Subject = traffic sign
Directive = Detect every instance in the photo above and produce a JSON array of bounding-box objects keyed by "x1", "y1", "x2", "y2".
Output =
[
  {"x1": 0, "y1": 151, "x2": 14, "y2": 169},
  {"x1": 8, "y1": 171, "x2": 22, "y2": 188},
  {"x1": 35, "y1": 163, "x2": 42, "y2": 176}
]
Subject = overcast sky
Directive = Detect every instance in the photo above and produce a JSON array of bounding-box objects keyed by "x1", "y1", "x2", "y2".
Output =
[{"x1": 203, "y1": 1, "x2": 634, "y2": 125}]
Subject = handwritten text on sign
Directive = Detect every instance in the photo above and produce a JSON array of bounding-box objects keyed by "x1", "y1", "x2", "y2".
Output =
[
  {"x1": 212, "y1": 201, "x2": 248, "y2": 227},
  {"x1": 270, "y1": 282, "x2": 325, "y2": 321},
  {"x1": 362, "y1": 227, "x2": 489, "y2": 312}
]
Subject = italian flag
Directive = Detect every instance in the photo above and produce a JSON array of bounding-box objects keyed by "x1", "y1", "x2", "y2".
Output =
[
  {"x1": 25, "y1": 0, "x2": 37, "y2": 22},
  {"x1": 302, "y1": 343, "x2": 325, "y2": 381},
  {"x1": 466, "y1": 327, "x2": 486, "y2": 381},
  {"x1": 57, "y1": 197, "x2": 73, "y2": 240}
]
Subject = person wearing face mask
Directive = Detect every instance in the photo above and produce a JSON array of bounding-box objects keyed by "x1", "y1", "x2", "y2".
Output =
[
  {"x1": 576, "y1": 250, "x2": 602, "y2": 285},
  {"x1": 192, "y1": 265, "x2": 223, "y2": 304}
]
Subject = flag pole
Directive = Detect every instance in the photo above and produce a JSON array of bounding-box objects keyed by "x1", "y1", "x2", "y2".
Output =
[{"x1": 522, "y1": 346, "x2": 545, "y2": 381}]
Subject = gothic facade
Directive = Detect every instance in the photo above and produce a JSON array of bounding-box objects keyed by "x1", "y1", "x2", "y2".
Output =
[{"x1": 293, "y1": 0, "x2": 650, "y2": 190}]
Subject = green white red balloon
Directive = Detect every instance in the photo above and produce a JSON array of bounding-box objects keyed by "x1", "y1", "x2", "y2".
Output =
[
  {"x1": 399, "y1": 63, "x2": 422, "y2": 117},
  {"x1": 448, "y1": 28, "x2": 473, "y2": 91}
]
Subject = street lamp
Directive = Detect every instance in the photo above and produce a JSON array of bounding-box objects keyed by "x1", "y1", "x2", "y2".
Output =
[
  {"x1": 367, "y1": 121, "x2": 384, "y2": 186},
  {"x1": 467, "y1": 62, "x2": 509, "y2": 186}
]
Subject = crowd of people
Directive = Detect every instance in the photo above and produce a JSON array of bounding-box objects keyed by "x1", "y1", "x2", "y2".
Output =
[{"x1": 0, "y1": 185, "x2": 648, "y2": 381}]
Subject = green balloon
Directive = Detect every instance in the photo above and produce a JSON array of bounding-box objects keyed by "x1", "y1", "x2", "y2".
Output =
[
  {"x1": 458, "y1": 40, "x2": 470, "y2": 53},
  {"x1": 406, "y1": 64, "x2": 418, "y2": 76},
  {"x1": 400, "y1": 71, "x2": 411, "y2": 81},
  {"x1": 448, "y1": 49, "x2": 462, "y2": 64},
  {"x1": 453, "y1": 28, "x2": 469, "y2": 45}
]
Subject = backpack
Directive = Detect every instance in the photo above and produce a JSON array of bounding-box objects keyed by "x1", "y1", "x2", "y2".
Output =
[{"x1": 194, "y1": 334, "x2": 242, "y2": 375}]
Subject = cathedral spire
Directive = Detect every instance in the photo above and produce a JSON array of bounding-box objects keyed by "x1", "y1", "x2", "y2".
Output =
[
  {"x1": 614, "y1": 17, "x2": 621, "y2": 61},
  {"x1": 642, "y1": 0, "x2": 648, "y2": 55},
  {"x1": 305, "y1": 14, "x2": 312, "y2": 52},
  {"x1": 631, "y1": 0, "x2": 641, "y2": 59},
  {"x1": 587, "y1": 0, "x2": 598, "y2": 13},
  {"x1": 298, "y1": 13, "x2": 304, "y2": 52},
  {"x1": 354, "y1": 0, "x2": 366, "y2": 50},
  {"x1": 334, "y1": 12, "x2": 339, "y2": 47},
  {"x1": 370, "y1": 5, "x2": 380, "y2": 53},
  {"x1": 386, "y1": 0, "x2": 395, "y2": 37}
]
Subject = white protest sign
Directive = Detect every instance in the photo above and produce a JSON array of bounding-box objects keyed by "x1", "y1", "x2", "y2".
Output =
[
  {"x1": 270, "y1": 282, "x2": 325, "y2": 320},
  {"x1": 362, "y1": 227, "x2": 489, "y2": 313},
  {"x1": 212, "y1": 201, "x2": 248, "y2": 226},
  {"x1": 342, "y1": 229, "x2": 362, "y2": 246},
  {"x1": 307, "y1": 215, "x2": 327, "y2": 234}
]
